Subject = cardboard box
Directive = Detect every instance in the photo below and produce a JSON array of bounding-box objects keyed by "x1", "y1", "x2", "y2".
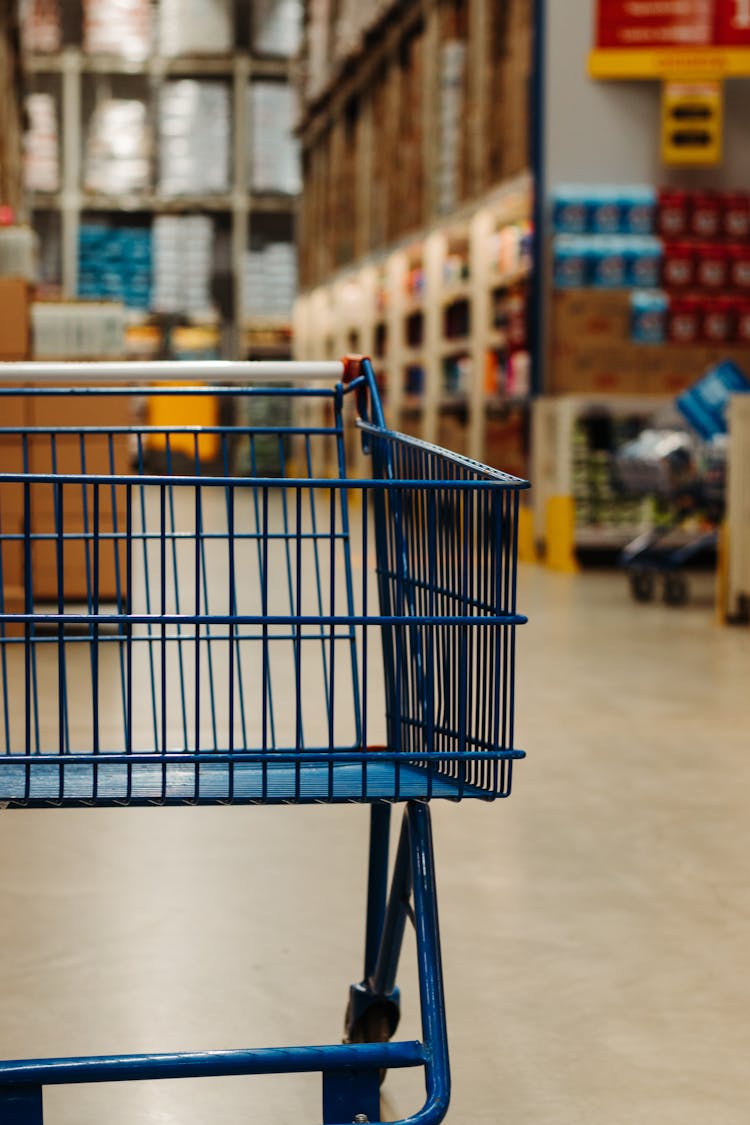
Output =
[
  {"x1": 28, "y1": 512, "x2": 128, "y2": 604},
  {"x1": 552, "y1": 289, "x2": 631, "y2": 346},
  {"x1": 0, "y1": 279, "x2": 31, "y2": 361}
]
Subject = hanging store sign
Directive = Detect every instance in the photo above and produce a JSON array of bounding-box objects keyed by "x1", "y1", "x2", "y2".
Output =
[{"x1": 590, "y1": 0, "x2": 750, "y2": 76}]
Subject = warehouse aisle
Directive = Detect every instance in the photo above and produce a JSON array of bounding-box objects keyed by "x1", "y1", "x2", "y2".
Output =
[{"x1": 0, "y1": 564, "x2": 748, "y2": 1125}]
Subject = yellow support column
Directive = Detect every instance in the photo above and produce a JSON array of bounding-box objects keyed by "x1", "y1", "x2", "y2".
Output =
[
  {"x1": 545, "y1": 495, "x2": 579, "y2": 573},
  {"x1": 517, "y1": 505, "x2": 537, "y2": 564}
]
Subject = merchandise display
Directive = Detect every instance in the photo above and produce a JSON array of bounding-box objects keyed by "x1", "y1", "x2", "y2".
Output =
[
  {"x1": 78, "y1": 223, "x2": 151, "y2": 309},
  {"x1": 83, "y1": 99, "x2": 151, "y2": 196},
  {"x1": 20, "y1": 0, "x2": 61, "y2": 53},
  {"x1": 152, "y1": 214, "x2": 214, "y2": 314},
  {"x1": 31, "y1": 300, "x2": 126, "y2": 358},
  {"x1": 0, "y1": 226, "x2": 38, "y2": 281},
  {"x1": 437, "y1": 40, "x2": 466, "y2": 215},
  {"x1": 158, "y1": 81, "x2": 230, "y2": 196},
  {"x1": 83, "y1": 0, "x2": 152, "y2": 60},
  {"x1": 159, "y1": 0, "x2": 233, "y2": 56},
  {"x1": 23, "y1": 92, "x2": 59, "y2": 193},
  {"x1": 252, "y1": 0, "x2": 302, "y2": 56},
  {"x1": 243, "y1": 242, "x2": 297, "y2": 319},
  {"x1": 248, "y1": 83, "x2": 300, "y2": 195}
]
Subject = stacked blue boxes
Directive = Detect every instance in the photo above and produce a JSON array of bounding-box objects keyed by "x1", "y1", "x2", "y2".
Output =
[{"x1": 78, "y1": 224, "x2": 152, "y2": 309}]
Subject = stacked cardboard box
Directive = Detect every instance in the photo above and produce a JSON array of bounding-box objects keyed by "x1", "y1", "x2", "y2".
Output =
[
  {"x1": 550, "y1": 289, "x2": 750, "y2": 396},
  {"x1": 159, "y1": 81, "x2": 230, "y2": 196},
  {"x1": 23, "y1": 92, "x2": 59, "y2": 193},
  {"x1": 84, "y1": 99, "x2": 151, "y2": 196},
  {"x1": 159, "y1": 0, "x2": 233, "y2": 56},
  {"x1": 152, "y1": 214, "x2": 214, "y2": 314},
  {"x1": 248, "y1": 82, "x2": 300, "y2": 194}
]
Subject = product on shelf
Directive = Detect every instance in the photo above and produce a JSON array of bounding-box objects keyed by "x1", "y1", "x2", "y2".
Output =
[
  {"x1": 152, "y1": 214, "x2": 214, "y2": 314},
  {"x1": 20, "y1": 0, "x2": 61, "y2": 54},
  {"x1": 252, "y1": 0, "x2": 302, "y2": 57},
  {"x1": 553, "y1": 185, "x2": 657, "y2": 236},
  {"x1": 159, "y1": 0, "x2": 233, "y2": 56},
  {"x1": 83, "y1": 0, "x2": 152, "y2": 60},
  {"x1": 243, "y1": 242, "x2": 297, "y2": 318},
  {"x1": 553, "y1": 235, "x2": 663, "y2": 289},
  {"x1": 437, "y1": 40, "x2": 466, "y2": 215},
  {"x1": 23, "y1": 92, "x2": 59, "y2": 193},
  {"x1": 31, "y1": 301, "x2": 126, "y2": 359},
  {"x1": 248, "y1": 83, "x2": 300, "y2": 195},
  {"x1": 84, "y1": 99, "x2": 151, "y2": 196},
  {"x1": 0, "y1": 226, "x2": 38, "y2": 281},
  {"x1": 78, "y1": 223, "x2": 151, "y2": 309},
  {"x1": 630, "y1": 291, "x2": 669, "y2": 344},
  {"x1": 676, "y1": 360, "x2": 750, "y2": 440},
  {"x1": 159, "y1": 81, "x2": 230, "y2": 196}
]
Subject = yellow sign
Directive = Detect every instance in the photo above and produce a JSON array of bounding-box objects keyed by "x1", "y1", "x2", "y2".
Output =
[
  {"x1": 589, "y1": 46, "x2": 750, "y2": 80},
  {"x1": 661, "y1": 80, "x2": 723, "y2": 165}
]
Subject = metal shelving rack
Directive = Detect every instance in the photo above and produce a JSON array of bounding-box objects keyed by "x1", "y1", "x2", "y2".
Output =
[
  {"x1": 293, "y1": 0, "x2": 535, "y2": 465},
  {"x1": 24, "y1": 43, "x2": 298, "y2": 359}
]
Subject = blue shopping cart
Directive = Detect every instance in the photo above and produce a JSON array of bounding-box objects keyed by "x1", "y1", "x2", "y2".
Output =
[{"x1": 0, "y1": 356, "x2": 528, "y2": 1125}]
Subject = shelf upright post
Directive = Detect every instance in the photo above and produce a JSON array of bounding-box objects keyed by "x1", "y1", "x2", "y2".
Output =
[
  {"x1": 423, "y1": 230, "x2": 444, "y2": 445},
  {"x1": 386, "y1": 250, "x2": 407, "y2": 425},
  {"x1": 232, "y1": 51, "x2": 251, "y2": 360},
  {"x1": 469, "y1": 206, "x2": 492, "y2": 461},
  {"x1": 421, "y1": 0, "x2": 439, "y2": 226},
  {"x1": 61, "y1": 46, "x2": 82, "y2": 299}
]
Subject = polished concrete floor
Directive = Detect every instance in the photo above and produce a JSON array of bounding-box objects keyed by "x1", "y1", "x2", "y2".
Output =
[{"x1": 1, "y1": 563, "x2": 748, "y2": 1124}]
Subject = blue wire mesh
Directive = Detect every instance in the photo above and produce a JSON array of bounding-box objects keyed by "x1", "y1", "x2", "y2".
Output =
[{"x1": 0, "y1": 375, "x2": 527, "y2": 807}]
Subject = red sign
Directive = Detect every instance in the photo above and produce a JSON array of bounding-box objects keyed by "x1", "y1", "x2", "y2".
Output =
[
  {"x1": 596, "y1": 0, "x2": 750, "y2": 48},
  {"x1": 716, "y1": 0, "x2": 750, "y2": 43}
]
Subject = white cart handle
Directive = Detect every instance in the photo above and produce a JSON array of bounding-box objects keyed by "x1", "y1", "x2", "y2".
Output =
[{"x1": 0, "y1": 360, "x2": 346, "y2": 385}]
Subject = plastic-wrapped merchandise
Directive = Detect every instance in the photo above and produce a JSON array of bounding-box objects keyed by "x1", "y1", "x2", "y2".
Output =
[
  {"x1": 0, "y1": 227, "x2": 38, "y2": 281},
  {"x1": 24, "y1": 92, "x2": 59, "y2": 193},
  {"x1": 78, "y1": 223, "x2": 152, "y2": 309},
  {"x1": 437, "y1": 41, "x2": 466, "y2": 215},
  {"x1": 159, "y1": 81, "x2": 230, "y2": 196},
  {"x1": 83, "y1": 0, "x2": 152, "y2": 59},
  {"x1": 159, "y1": 0, "x2": 233, "y2": 56},
  {"x1": 20, "y1": 0, "x2": 62, "y2": 53},
  {"x1": 152, "y1": 214, "x2": 214, "y2": 314},
  {"x1": 84, "y1": 99, "x2": 151, "y2": 195},
  {"x1": 243, "y1": 242, "x2": 297, "y2": 318},
  {"x1": 248, "y1": 83, "x2": 300, "y2": 194},
  {"x1": 31, "y1": 302, "x2": 126, "y2": 359},
  {"x1": 252, "y1": 0, "x2": 302, "y2": 56}
]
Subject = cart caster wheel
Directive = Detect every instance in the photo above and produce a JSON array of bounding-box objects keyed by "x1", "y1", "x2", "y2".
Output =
[
  {"x1": 663, "y1": 574, "x2": 688, "y2": 607},
  {"x1": 629, "y1": 570, "x2": 655, "y2": 603}
]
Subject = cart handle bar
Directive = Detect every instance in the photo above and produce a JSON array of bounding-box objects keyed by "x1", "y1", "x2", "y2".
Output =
[{"x1": 0, "y1": 359, "x2": 347, "y2": 385}]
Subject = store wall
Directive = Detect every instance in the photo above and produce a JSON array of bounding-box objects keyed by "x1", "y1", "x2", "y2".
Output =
[{"x1": 544, "y1": 0, "x2": 750, "y2": 190}]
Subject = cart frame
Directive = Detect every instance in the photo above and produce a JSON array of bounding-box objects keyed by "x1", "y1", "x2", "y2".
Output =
[{"x1": 0, "y1": 357, "x2": 527, "y2": 1124}]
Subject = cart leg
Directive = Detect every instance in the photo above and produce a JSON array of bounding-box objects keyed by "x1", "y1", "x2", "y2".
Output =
[
  {"x1": 346, "y1": 805, "x2": 401, "y2": 1044},
  {"x1": 0, "y1": 1084, "x2": 43, "y2": 1125}
]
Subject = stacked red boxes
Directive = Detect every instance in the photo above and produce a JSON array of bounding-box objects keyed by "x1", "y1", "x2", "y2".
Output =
[{"x1": 659, "y1": 187, "x2": 750, "y2": 344}]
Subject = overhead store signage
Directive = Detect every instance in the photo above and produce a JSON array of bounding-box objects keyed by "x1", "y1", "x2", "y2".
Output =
[{"x1": 590, "y1": 0, "x2": 750, "y2": 77}]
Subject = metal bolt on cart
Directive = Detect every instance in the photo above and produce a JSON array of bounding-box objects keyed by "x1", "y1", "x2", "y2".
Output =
[{"x1": 0, "y1": 357, "x2": 528, "y2": 1124}]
